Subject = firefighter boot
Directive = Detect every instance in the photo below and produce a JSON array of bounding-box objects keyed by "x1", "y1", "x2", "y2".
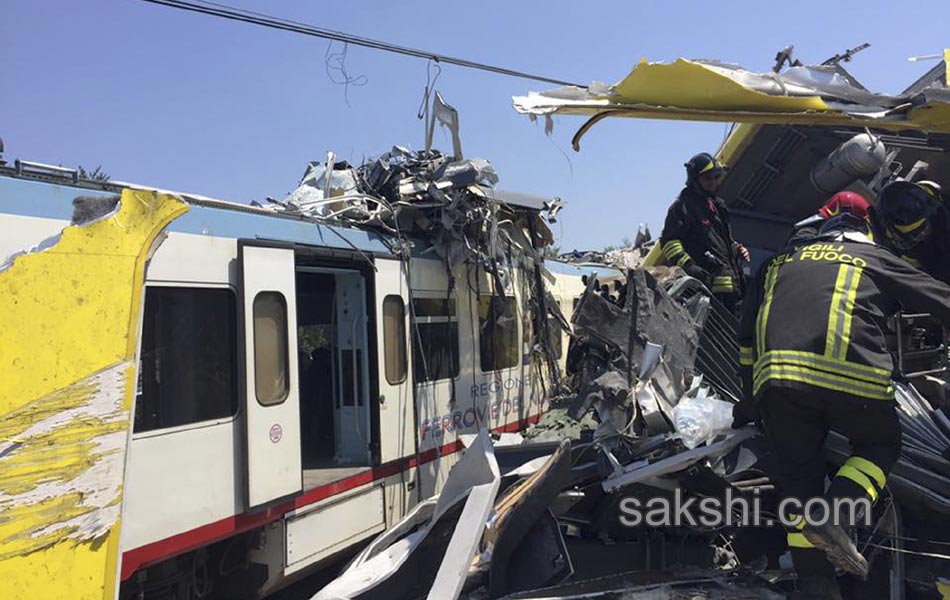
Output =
[{"x1": 802, "y1": 522, "x2": 869, "y2": 579}]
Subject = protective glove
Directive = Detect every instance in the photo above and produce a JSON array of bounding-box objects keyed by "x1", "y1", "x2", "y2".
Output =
[
  {"x1": 702, "y1": 251, "x2": 725, "y2": 271},
  {"x1": 684, "y1": 262, "x2": 712, "y2": 284},
  {"x1": 731, "y1": 399, "x2": 759, "y2": 429}
]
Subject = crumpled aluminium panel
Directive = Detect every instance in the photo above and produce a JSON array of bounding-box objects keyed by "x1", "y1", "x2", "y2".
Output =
[{"x1": 512, "y1": 58, "x2": 950, "y2": 150}]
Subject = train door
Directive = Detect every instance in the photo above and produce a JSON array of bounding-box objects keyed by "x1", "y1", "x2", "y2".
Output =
[
  {"x1": 374, "y1": 258, "x2": 414, "y2": 465},
  {"x1": 239, "y1": 242, "x2": 303, "y2": 508}
]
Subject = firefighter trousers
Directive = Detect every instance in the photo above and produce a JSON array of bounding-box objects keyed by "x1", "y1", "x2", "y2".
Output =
[{"x1": 758, "y1": 385, "x2": 901, "y2": 578}]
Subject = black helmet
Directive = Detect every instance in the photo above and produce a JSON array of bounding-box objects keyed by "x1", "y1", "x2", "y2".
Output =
[
  {"x1": 685, "y1": 152, "x2": 727, "y2": 184},
  {"x1": 876, "y1": 180, "x2": 942, "y2": 250},
  {"x1": 818, "y1": 212, "x2": 871, "y2": 238}
]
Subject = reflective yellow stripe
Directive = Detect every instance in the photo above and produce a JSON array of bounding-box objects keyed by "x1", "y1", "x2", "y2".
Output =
[
  {"x1": 788, "y1": 532, "x2": 815, "y2": 548},
  {"x1": 739, "y1": 346, "x2": 754, "y2": 366},
  {"x1": 836, "y1": 465, "x2": 879, "y2": 502},
  {"x1": 845, "y1": 456, "x2": 886, "y2": 489},
  {"x1": 663, "y1": 240, "x2": 685, "y2": 257},
  {"x1": 662, "y1": 240, "x2": 691, "y2": 267},
  {"x1": 754, "y1": 351, "x2": 892, "y2": 386},
  {"x1": 756, "y1": 262, "x2": 781, "y2": 356},
  {"x1": 763, "y1": 350, "x2": 891, "y2": 379},
  {"x1": 753, "y1": 362, "x2": 893, "y2": 396},
  {"x1": 712, "y1": 277, "x2": 734, "y2": 293},
  {"x1": 835, "y1": 266, "x2": 863, "y2": 361},
  {"x1": 753, "y1": 363, "x2": 894, "y2": 400},
  {"x1": 895, "y1": 218, "x2": 926, "y2": 234},
  {"x1": 824, "y1": 264, "x2": 851, "y2": 357}
]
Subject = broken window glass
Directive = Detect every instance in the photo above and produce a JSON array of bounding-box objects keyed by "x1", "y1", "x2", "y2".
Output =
[
  {"x1": 479, "y1": 295, "x2": 519, "y2": 372},
  {"x1": 412, "y1": 298, "x2": 459, "y2": 383}
]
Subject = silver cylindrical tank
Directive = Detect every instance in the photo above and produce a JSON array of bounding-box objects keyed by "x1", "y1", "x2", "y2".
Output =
[{"x1": 810, "y1": 133, "x2": 887, "y2": 194}]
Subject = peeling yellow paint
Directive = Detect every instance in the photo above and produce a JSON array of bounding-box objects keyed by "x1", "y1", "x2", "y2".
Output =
[
  {"x1": 613, "y1": 59, "x2": 832, "y2": 113},
  {"x1": 0, "y1": 189, "x2": 187, "y2": 600}
]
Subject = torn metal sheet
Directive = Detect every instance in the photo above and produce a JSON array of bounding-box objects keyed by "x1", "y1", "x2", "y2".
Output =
[
  {"x1": 512, "y1": 57, "x2": 950, "y2": 150},
  {"x1": 0, "y1": 189, "x2": 187, "y2": 600},
  {"x1": 492, "y1": 510, "x2": 573, "y2": 597},
  {"x1": 315, "y1": 429, "x2": 500, "y2": 600},
  {"x1": 601, "y1": 428, "x2": 758, "y2": 493},
  {"x1": 485, "y1": 440, "x2": 573, "y2": 597},
  {"x1": 429, "y1": 466, "x2": 500, "y2": 600}
]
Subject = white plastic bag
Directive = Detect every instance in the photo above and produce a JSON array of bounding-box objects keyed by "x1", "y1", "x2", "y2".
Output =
[{"x1": 673, "y1": 391, "x2": 736, "y2": 449}]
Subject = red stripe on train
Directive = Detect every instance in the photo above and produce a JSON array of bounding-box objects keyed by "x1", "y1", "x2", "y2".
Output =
[{"x1": 119, "y1": 413, "x2": 541, "y2": 580}]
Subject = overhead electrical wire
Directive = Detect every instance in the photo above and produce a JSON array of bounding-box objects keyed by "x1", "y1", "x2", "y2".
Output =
[{"x1": 138, "y1": 0, "x2": 585, "y2": 88}]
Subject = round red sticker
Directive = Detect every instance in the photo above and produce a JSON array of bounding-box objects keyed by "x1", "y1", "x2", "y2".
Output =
[{"x1": 269, "y1": 424, "x2": 283, "y2": 443}]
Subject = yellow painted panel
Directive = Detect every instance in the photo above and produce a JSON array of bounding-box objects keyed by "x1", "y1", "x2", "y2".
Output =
[
  {"x1": 0, "y1": 189, "x2": 187, "y2": 600},
  {"x1": 908, "y1": 101, "x2": 950, "y2": 135},
  {"x1": 613, "y1": 59, "x2": 830, "y2": 112},
  {"x1": 717, "y1": 122, "x2": 760, "y2": 166}
]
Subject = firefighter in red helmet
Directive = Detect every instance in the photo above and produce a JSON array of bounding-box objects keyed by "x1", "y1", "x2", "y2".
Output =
[{"x1": 786, "y1": 191, "x2": 871, "y2": 247}]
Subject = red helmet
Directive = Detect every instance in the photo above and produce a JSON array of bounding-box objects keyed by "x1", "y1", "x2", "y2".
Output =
[{"x1": 819, "y1": 191, "x2": 870, "y2": 221}]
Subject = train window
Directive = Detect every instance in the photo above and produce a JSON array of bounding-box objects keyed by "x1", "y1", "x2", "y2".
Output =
[
  {"x1": 135, "y1": 287, "x2": 238, "y2": 433},
  {"x1": 253, "y1": 291, "x2": 290, "y2": 406},
  {"x1": 412, "y1": 298, "x2": 455, "y2": 318},
  {"x1": 479, "y1": 295, "x2": 519, "y2": 372},
  {"x1": 383, "y1": 296, "x2": 407, "y2": 384},
  {"x1": 412, "y1": 297, "x2": 459, "y2": 382}
]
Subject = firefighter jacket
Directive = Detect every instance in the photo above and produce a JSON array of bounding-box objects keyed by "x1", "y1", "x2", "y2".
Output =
[
  {"x1": 660, "y1": 186, "x2": 744, "y2": 297},
  {"x1": 738, "y1": 232, "x2": 950, "y2": 402}
]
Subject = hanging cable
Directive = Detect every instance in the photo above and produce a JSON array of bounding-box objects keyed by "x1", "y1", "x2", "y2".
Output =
[
  {"x1": 417, "y1": 58, "x2": 442, "y2": 121},
  {"x1": 324, "y1": 40, "x2": 368, "y2": 106},
  {"x1": 138, "y1": 0, "x2": 584, "y2": 88}
]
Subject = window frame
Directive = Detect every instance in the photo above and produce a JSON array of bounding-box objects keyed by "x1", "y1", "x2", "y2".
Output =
[
  {"x1": 133, "y1": 282, "x2": 240, "y2": 439},
  {"x1": 411, "y1": 295, "x2": 460, "y2": 384},
  {"x1": 252, "y1": 290, "x2": 291, "y2": 407},
  {"x1": 382, "y1": 295, "x2": 408, "y2": 385}
]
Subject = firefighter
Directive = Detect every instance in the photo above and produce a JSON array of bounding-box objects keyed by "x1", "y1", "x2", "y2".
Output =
[
  {"x1": 660, "y1": 152, "x2": 749, "y2": 313},
  {"x1": 786, "y1": 191, "x2": 871, "y2": 247},
  {"x1": 873, "y1": 179, "x2": 950, "y2": 284},
  {"x1": 735, "y1": 213, "x2": 950, "y2": 599}
]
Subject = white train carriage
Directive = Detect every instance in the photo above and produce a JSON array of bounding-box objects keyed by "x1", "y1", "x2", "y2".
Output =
[{"x1": 0, "y1": 162, "x2": 612, "y2": 598}]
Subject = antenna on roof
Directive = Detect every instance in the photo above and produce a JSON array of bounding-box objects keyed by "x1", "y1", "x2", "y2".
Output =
[{"x1": 821, "y1": 42, "x2": 871, "y2": 66}]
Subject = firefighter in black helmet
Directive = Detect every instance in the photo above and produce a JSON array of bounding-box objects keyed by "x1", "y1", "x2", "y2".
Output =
[
  {"x1": 735, "y1": 213, "x2": 950, "y2": 599},
  {"x1": 872, "y1": 179, "x2": 950, "y2": 284},
  {"x1": 660, "y1": 152, "x2": 749, "y2": 313}
]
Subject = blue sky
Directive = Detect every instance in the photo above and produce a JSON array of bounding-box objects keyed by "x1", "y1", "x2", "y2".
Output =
[{"x1": 4, "y1": 0, "x2": 950, "y2": 251}]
